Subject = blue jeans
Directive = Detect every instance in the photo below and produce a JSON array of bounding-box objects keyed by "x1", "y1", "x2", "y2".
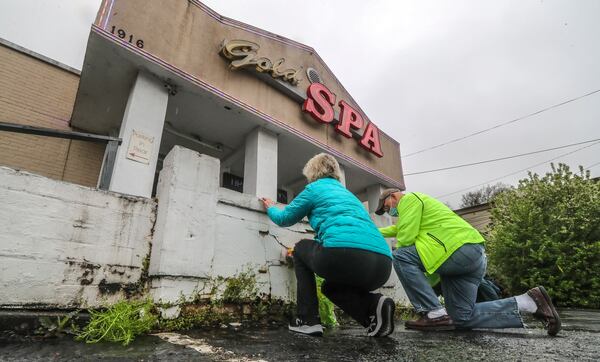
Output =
[{"x1": 393, "y1": 243, "x2": 523, "y2": 329}]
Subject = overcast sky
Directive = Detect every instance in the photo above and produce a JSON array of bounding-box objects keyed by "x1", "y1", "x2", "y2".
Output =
[{"x1": 1, "y1": 0, "x2": 598, "y2": 208}]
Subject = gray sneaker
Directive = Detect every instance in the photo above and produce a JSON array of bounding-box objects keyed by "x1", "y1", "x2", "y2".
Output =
[
  {"x1": 367, "y1": 296, "x2": 395, "y2": 337},
  {"x1": 288, "y1": 318, "x2": 324, "y2": 337}
]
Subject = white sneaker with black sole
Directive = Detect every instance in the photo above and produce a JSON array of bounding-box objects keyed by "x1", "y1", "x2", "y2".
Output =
[
  {"x1": 288, "y1": 318, "x2": 324, "y2": 337},
  {"x1": 367, "y1": 296, "x2": 395, "y2": 337}
]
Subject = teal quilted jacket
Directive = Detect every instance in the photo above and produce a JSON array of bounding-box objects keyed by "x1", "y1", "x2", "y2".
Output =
[{"x1": 267, "y1": 177, "x2": 391, "y2": 258}]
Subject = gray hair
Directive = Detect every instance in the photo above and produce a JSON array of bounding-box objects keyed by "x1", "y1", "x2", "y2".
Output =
[{"x1": 302, "y1": 153, "x2": 342, "y2": 183}]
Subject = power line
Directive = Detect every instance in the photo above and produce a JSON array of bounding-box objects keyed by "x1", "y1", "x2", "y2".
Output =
[
  {"x1": 404, "y1": 88, "x2": 600, "y2": 158},
  {"x1": 585, "y1": 161, "x2": 600, "y2": 170},
  {"x1": 435, "y1": 140, "x2": 600, "y2": 200},
  {"x1": 404, "y1": 138, "x2": 600, "y2": 176}
]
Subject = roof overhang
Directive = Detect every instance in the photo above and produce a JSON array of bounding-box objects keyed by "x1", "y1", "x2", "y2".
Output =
[{"x1": 71, "y1": 0, "x2": 405, "y2": 193}]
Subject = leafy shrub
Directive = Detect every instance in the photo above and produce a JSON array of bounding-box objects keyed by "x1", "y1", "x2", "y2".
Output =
[
  {"x1": 76, "y1": 299, "x2": 157, "y2": 346},
  {"x1": 487, "y1": 164, "x2": 600, "y2": 308}
]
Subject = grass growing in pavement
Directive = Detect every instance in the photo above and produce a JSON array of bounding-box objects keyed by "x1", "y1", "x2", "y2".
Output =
[
  {"x1": 395, "y1": 304, "x2": 419, "y2": 321},
  {"x1": 76, "y1": 299, "x2": 157, "y2": 346}
]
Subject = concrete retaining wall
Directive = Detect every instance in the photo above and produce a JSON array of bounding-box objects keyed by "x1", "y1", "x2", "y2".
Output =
[
  {"x1": 0, "y1": 146, "x2": 408, "y2": 312},
  {"x1": 0, "y1": 167, "x2": 156, "y2": 308},
  {"x1": 148, "y1": 146, "x2": 309, "y2": 303},
  {"x1": 149, "y1": 146, "x2": 408, "y2": 306}
]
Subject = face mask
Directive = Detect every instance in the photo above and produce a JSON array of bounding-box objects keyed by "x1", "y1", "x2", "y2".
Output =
[{"x1": 388, "y1": 207, "x2": 398, "y2": 217}]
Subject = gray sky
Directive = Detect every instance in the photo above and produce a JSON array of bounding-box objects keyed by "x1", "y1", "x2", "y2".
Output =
[{"x1": 1, "y1": 0, "x2": 598, "y2": 208}]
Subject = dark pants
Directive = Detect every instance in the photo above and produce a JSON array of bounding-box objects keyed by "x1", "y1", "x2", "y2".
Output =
[{"x1": 293, "y1": 239, "x2": 392, "y2": 327}]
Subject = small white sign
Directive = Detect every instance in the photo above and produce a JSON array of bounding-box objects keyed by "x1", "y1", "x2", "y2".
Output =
[{"x1": 126, "y1": 130, "x2": 154, "y2": 165}]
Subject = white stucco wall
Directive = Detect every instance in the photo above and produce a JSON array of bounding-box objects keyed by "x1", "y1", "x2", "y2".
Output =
[
  {"x1": 149, "y1": 146, "x2": 408, "y2": 306},
  {"x1": 0, "y1": 146, "x2": 407, "y2": 311},
  {"x1": 0, "y1": 166, "x2": 156, "y2": 308},
  {"x1": 148, "y1": 146, "x2": 311, "y2": 303}
]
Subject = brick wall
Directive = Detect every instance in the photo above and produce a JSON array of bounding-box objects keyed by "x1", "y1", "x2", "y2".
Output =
[{"x1": 0, "y1": 42, "x2": 104, "y2": 187}]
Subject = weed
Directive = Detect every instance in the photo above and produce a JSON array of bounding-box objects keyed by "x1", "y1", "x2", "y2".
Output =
[
  {"x1": 395, "y1": 304, "x2": 418, "y2": 321},
  {"x1": 77, "y1": 270, "x2": 294, "y2": 340},
  {"x1": 36, "y1": 310, "x2": 80, "y2": 338},
  {"x1": 156, "y1": 270, "x2": 295, "y2": 331},
  {"x1": 76, "y1": 299, "x2": 157, "y2": 346},
  {"x1": 221, "y1": 269, "x2": 258, "y2": 303}
]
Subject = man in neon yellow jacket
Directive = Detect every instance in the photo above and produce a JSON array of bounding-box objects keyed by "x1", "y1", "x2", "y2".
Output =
[{"x1": 376, "y1": 189, "x2": 561, "y2": 335}]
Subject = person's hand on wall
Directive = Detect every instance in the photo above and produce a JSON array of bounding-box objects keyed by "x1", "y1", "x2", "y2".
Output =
[{"x1": 260, "y1": 197, "x2": 275, "y2": 209}]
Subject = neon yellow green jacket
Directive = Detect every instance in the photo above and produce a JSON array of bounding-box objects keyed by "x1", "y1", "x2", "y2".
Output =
[{"x1": 379, "y1": 192, "x2": 484, "y2": 274}]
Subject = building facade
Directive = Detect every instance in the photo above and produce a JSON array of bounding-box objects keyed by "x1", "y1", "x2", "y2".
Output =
[
  {"x1": 0, "y1": 0, "x2": 409, "y2": 311},
  {"x1": 0, "y1": 39, "x2": 104, "y2": 187}
]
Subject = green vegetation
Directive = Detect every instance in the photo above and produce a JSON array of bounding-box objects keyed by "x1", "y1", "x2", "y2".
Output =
[
  {"x1": 221, "y1": 269, "x2": 258, "y2": 303},
  {"x1": 487, "y1": 163, "x2": 600, "y2": 308},
  {"x1": 395, "y1": 304, "x2": 419, "y2": 321},
  {"x1": 158, "y1": 269, "x2": 294, "y2": 331},
  {"x1": 76, "y1": 269, "x2": 282, "y2": 345},
  {"x1": 75, "y1": 268, "x2": 416, "y2": 343},
  {"x1": 76, "y1": 299, "x2": 157, "y2": 346},
  {"x1": 316, "y1": 276, "x2": 338, "y2": 328},
  {"x1": 36, "y1": 310, "x2": 80, "y2": 338}
]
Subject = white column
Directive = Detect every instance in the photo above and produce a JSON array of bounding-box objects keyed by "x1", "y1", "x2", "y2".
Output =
[
  {"x1": 149, "y1": 146, "x2": 219, "y2": 279},
  {"x1": 366, "y1": 184, "x2": 387, "y2": 214},
  {"x1": 149, "y1": 146, "x2": 220, "y2": 304},
  {"x1": 367, "y1": 184, "x2": 394, "y2": 224},
  {"x1": 243, "y1": 128, "x2": 278, "y2": 200},
  {"x1": 338, "y1": 164, "x2": 346, "y2": 187},
  {"x1": 109, "y1": 71, "x2": 168, "y2": 197}
]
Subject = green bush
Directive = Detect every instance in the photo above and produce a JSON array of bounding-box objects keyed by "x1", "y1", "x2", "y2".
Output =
[{"x1": 487, "y1": 163, "x2": 600, "y2": 308}]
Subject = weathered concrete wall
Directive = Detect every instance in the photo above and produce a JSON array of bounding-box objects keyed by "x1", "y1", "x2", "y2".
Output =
[
  {"x1": 214, "y1": 190, "x2": 407, "y2": 304},
  {"x1": 148, "y1": 146, "x2": 305, "y2": 303},
  {"x1": 0, "y1": 166, "x2": 156, "y2": 308},
  {"x1": 0, "y1": 146, "x2": 407, "y2": 312},
  {"x1": 149, "y1": 146, "x2": 408, "y2": 306}
]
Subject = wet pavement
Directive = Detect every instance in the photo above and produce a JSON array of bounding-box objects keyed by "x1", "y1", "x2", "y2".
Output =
[{"x1": 1, "y1": 309, "x2": 599, "y2": 361}]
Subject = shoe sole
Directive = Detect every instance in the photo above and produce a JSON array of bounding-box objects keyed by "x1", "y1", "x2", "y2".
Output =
[
  {"x1": 538, "y1": 286, "x2": 561, "y2": 336},
  {"x1": 377, "y1": 298, "x2": 396, "y2": 337},
  {"x1": 288, "y1": 324, "x2": 324, "y2": 337},
  {"x1": 368, "y1": 296, "x2": 394, "y2": 337}
]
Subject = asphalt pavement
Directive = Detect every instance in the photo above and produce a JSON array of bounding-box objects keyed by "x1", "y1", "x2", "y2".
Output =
[{"x1": 1, "y1": 309, "x2": 598, "y2": 361}]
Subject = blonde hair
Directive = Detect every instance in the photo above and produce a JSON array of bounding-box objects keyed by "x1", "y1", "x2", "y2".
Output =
[{"x1": 302, "y1": 153, "x2": 342, "y2": 183}]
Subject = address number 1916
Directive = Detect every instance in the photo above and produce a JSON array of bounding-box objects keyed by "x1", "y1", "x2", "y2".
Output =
[{"x1": 110, "y1": 26, "x2": 144, "y2": 49}]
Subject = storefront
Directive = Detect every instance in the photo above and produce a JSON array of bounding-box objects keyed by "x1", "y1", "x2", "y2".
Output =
[
  {"x1": 72, "y1": 0, "x2": 404, "y2": 209},
  {"x1": 0, "y1": 0, "x2": 408, "y2": 309},
  {"x1": 1, "y1": 0, "x2": 405, "y2": 209}
]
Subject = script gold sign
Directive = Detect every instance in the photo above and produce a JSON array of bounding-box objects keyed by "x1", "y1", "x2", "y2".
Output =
[{"x1": 220, "y1": 39, "x2": 303, "y2": 86}]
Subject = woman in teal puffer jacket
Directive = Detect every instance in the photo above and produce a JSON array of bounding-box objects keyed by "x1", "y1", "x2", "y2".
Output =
[{"x1": 260, "y1": 153, "x2": 394, "y2": 337}]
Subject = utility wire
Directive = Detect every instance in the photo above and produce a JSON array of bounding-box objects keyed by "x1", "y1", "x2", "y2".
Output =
[
  {"x1": 404, "y1": 138, "x2": 600, "y2": 176},
  {"x1": 404, "y1": 88, "x2": 600, "y2": 158},
  {"x1": 585, "y1": 161, "x2": 600, "y2": 170},
  {"x1": 435, "y1": 140, "x2": 600, "y2": 200}
]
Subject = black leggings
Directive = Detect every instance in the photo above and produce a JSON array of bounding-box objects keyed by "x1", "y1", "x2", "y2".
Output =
[{"x1": 293, "y1": 239, "x2": 392, "y2": 327}]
